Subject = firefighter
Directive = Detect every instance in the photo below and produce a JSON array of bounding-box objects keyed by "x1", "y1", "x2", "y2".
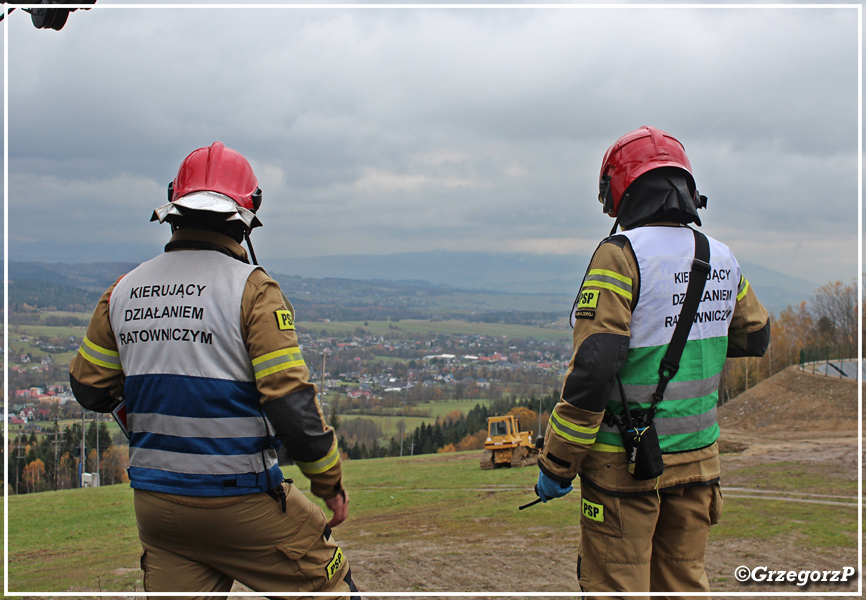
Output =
[
  {"x1": 69, "y1": 141, "x2": 358, "y2": 599},
  {"x1": 534, "y1": 126, "x2": 770, "y2": 597}
]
